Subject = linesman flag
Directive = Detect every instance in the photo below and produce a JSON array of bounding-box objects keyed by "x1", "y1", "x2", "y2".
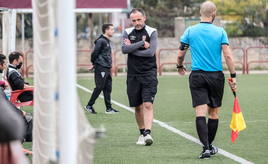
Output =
[{"x1": 228, "y1": 78, "x2": 246, "y2": 142}]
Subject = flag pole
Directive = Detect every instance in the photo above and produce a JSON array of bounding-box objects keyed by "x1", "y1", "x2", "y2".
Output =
[
  {"x1": 232, "y1": 90, "x2": 236, "y2": 97},
  {"x1": 228, "y1": 78, "x2": 236, "y2": 97},
  {"x1": 228, "y1": 78, "x2": 246, "y2": 143}
]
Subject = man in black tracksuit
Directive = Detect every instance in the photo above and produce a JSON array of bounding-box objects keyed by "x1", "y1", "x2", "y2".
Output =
[
  {"x1": 7, "y1": 52, "x2": 33, "y2": 102},
  {"x1": 85, "y1": 24, "x2": 119, "y2": 114},
  {"x1": 122, "y1": 8, "x2": 158, "y2": 146}
]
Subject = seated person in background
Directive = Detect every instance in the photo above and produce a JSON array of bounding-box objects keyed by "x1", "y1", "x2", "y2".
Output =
[
  {"x1": 0, "y1": 57, "x2": 33, "y2": 142},
  {"x1": 6, "y1": 51, "x2": 33, "y2": 102},
  {"x1": 0, "y1": 90, "x2": 29, "y2": 164},
  {"x1": 0, "y1": 54, "x2": 8, "y2": 90}
]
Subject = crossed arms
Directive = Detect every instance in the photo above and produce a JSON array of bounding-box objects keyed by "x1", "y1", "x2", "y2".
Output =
[{"x1": 121, "y1": 31, "x2": 158, "y2": 57}]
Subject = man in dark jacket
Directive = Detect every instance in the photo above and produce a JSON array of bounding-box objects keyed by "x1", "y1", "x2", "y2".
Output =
[
  {"x1": 0, "y1": 54, "x2": 33, "y2": 142},
  {"x1": 85, "y1": 24, "x2": 119, "y2": 114},
  {"x1": 0, "y1": 54, "x2": 8, "y2": 89},
  {"x1": 121, "y1": 8, "x2": 158, "y2": 146},
  {"x1": 6, "y1": 51, "x2": 33, "y2": 102},
  {"x1": 0, "y1": 89, "x2": 29, "y2": 164},
  {"x1": 0, "y1": 60, "x2": 29, "y2": 164}
]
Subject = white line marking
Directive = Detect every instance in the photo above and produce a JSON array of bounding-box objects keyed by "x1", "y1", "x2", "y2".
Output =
[{"x1": 77, "y1": 84, "x2": 254, "y2": 164}]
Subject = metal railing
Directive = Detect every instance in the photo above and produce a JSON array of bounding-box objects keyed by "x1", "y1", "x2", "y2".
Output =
[
  {"x1": 21, "y1": 46, "x2": 268, "y2": 77},
  {"x1": 245, "y1": 46, "x2": 268, "y2": 74}
]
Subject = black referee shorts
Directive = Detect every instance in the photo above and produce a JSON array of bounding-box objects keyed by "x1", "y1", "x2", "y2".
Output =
[
  {"x1": 127, "y1": 75, "x2": 158, "y2": 107},
  {"x1": 189, "y1": 70, "x2": 225, "y2": 108}
]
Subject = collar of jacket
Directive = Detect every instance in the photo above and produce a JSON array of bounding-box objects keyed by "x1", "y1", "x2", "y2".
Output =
[
  {"x1": 8, "y1": 64, "x2": 17, "y2": 70},
  {"x1": 94, "y1": 34, "x2": 110, "y2": 44},
  {"x1": 134, "y1": 25, "x2": 146, "y2": 32},
  {"x1": 200, "y1": 22, "x2": 212, "y2": 24}
]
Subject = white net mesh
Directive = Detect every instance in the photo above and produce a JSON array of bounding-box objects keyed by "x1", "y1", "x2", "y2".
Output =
[
  {"x1": 76, "y1": 102, "x2": 95, "y2": 163},
  {"x1": 32, "y1": 0, "x2": 57, "y2": 163},
  {"x1": 1, "y1": 9, "x2": 16, "y2": 56},
  {"x1": 32, "y1": 0, "x2": 95, "y2": 163}
]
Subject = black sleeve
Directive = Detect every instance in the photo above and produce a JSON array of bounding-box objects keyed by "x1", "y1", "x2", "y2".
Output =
[
  {"x1": 0, "y1": 90, "x2": 25, "y2": 142},
  {"x1": 91, "y1": 39, "x2": 104, "y2": 64},
  {"x1": 8, "y1": 72, "x2": 25, "y2": 90},
  {"x1": 179, "y1": 42, "x2": 189, "y2": 50}
]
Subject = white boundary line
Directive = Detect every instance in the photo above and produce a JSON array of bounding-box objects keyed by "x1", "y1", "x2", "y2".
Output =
[{"x1": 77, "y1": 84, "x2": 254, "y2": 164}]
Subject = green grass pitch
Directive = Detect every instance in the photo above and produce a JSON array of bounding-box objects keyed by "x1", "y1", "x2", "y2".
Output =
[
  {"x1": 24, "y1": 74, "x2": 268, "y2": 164},
  {"x1": 77, "y1": 74, "x2": 268, "y2": 164}
]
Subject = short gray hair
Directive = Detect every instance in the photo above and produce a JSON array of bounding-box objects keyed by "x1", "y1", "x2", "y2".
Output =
[
  {"x1": 130, "y1": 8, "x2": 145, "y2": 16},
  {"x1": 200, "y1": 1, "x2": 217, "y2": 18}
]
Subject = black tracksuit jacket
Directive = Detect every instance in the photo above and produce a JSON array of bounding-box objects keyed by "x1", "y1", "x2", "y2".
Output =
[{"x1": 91, "y1": 35, "x2": 112, "y2": 68}]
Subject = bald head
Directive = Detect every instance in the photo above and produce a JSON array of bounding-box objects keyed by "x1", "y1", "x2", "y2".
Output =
[{"x1": 200, "y1": 1, "x2": 217, "y2": 18}]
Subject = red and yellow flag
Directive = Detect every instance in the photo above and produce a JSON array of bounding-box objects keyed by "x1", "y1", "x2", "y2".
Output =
[{"x1": 229, "y1": 97, "x2": 246, "y2": 142}]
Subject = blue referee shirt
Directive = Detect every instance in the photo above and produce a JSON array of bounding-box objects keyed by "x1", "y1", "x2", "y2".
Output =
[{"x1": 180, "y1": 22, "x2": 229, "y2": 71}]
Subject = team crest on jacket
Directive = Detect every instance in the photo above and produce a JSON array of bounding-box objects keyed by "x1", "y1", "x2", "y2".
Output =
[
  {"x1": 129, "y1": 35, "x2": 136, "y2": 40},
  {"x1": 142, "y1": 35, "x2": 146, "y2": 41},
  {"x1": 101, "y1": 72, "x2": 105, "y2": 78}
]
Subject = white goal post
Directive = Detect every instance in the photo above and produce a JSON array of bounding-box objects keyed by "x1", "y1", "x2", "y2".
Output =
[
  {"x1": 1, "y1": 8, "x2": 16, "y2": 56},
  {"x1": 32, "y1": 0, "x2": 95, "y2": 163}
]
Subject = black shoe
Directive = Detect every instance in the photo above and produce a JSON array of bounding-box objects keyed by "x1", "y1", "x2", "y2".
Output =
[
  {"x1": 209, "y1": 145, "x2": 218, "y2": 155},
  {"x1": 105, "y1": 108, "x2": 119, "y2": 114},
  {"x1": 199, "y1": 147, "x2": 211, "y2": 159},
  {"x1": 84, "y1": 105, "x2": 97, "y2": 114}
]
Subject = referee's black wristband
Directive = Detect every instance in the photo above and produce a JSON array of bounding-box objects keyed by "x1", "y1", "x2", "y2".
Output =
[
  {"x1": 230, "y1": 73, "x2": 236, "y2": 78},
  {"x1": 176, "y1": 64, "x2": 184, "y2": 69}
]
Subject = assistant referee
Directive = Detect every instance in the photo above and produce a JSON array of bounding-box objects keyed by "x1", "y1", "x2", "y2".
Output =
[{"x1": 177, "y1": 1, "x2": 237, "y2": 159}]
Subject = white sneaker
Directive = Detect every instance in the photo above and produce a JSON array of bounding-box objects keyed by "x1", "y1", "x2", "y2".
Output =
[
  {"x1": 105, "y1": 108, "x2": 119, "y2": 114},
  {"x1": 136, "y1": 135, "x2": 145, "y2": 145},
  {"x1": 144, "y1": 134, "x2": 153, "y2": 146}
]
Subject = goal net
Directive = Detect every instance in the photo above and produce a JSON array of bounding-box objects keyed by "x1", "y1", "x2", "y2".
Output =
[
  {"x1": 32, "y1": 0, "x2": 95, "y2": 163},
  {"x1": 1, "y1": 8, "x2": 16, "y2": 56}
]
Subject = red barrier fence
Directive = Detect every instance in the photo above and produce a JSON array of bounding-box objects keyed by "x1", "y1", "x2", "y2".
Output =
[
  {"x1": 24, "y1": 50, "x2": 33, "y2": 78},
  {"x1": 231, "y1": 47, "x2": 246, "y2": 74},
  {"x1": 245, "y1": 46, "x2": 268, "y2": 74},
  {"x1": 23, "y1": 49, "x2": 117, "y2": 77},
  {"x1": 77, "y1": 49, "x2": 118, "y2": 76},
  {"x1": 157, "y1": 48, "x2": 178, "y2": 76},
  {"x1": 113, "y1": 49, "x2": 124, "y2": 76},
  {"x1": 76, "y1": 49, "x2": 92, "y2": 73},
  {"x1": 21, "y1": 46, "x2": 268, "y2": 77},
  {"x1": 157, "y1": 47, "x2": 247, "y2": 75}
]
